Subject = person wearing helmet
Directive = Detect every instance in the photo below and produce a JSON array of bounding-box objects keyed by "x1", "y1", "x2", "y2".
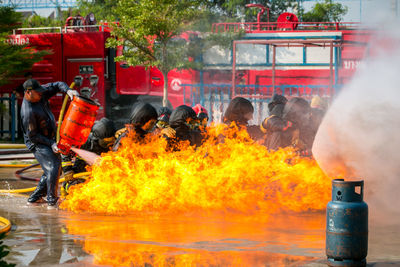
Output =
[
  {"x1": 192, "y1": 104, "x2": 209, "y2": 128},
  {"x1": 61, "y1": 117, "x2": 117, "y2": 196},
  {"x1": 268, "y1": 94, "x2": 288, "y2": 117},
  {"x1": 223, "y1": 97, "x2": 254, "y2": 127},
  {"x1": 166, "y1": 105, "x2": 203, "y2": 151},
  {"x1": 112, "y1": 103, "x2": 158, "y2": 151},
  {"x1": 21, "y1": 79, "x2": 79, "y2": 207},
  {"x1": 223, "y1": 97, "x2": 263, "y2": 141}
]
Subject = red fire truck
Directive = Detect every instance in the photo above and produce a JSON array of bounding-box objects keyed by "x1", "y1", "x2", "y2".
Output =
[
  {"x1": 2, "y1": 19, "x2": 198, "y2": 128},
  {"x1": 1, "y1": 8, "x2": 372, "y2": 129}
]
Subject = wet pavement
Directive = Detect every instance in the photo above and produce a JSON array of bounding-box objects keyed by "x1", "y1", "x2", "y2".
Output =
[{"x1": 0, "y1": 168, "x2": 399, "y2": 267}]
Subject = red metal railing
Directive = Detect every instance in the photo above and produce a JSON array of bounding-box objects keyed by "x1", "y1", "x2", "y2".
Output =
[{"x1": 211, "y1": 21, "x2": 362, "y2": 33}]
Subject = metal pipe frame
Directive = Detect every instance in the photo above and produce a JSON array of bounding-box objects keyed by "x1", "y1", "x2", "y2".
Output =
[
  {"x1": 231, "y1": 39, "x2": 341, "y2": 99},
  {"x1": 212, "y1": 21, "x2": 362, "y2": 33}
]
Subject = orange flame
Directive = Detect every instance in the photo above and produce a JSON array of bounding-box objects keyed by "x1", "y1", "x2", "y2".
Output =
[{"x1": 60, "y1": 124, "x2": 331, "y2": 216}]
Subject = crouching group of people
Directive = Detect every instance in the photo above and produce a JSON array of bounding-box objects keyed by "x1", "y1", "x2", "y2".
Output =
[
  {"x1": 21, "y1": 77, "x2": 326, "y2": 207},
  {"x1": 60, "y1": 102, "x2": 210, "y2": 195},
  {"x1": 62, "y1": 94, "x2": 327, "y2": 196},
  {"x1": 218, "y1": 95, "x2": 326, "y2": 156}
]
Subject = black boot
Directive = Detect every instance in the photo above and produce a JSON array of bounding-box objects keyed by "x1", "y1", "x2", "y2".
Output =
[
  {"x1": 47, "y1": 165, "x2": 61, "y2": 207},
  {"x1": 31, "y1": 144, "x2": 61, "y2": 207},
  {"x1": 28, "y1": 175, "x2": 47, "y2": 203}
]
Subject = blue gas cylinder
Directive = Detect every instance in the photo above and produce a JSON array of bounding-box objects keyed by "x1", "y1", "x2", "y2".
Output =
[{"x1": 326, "y1": 179, "x2": 368, "y2": 267}]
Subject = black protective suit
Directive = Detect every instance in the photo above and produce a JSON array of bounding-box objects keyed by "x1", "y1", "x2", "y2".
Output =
[
  {"x1": 21, "y1": 81, "x2": 70, "y2": 205},
  {"x1": 168, "y1": 105, "x2": 203, "y2": 150},
  {"x1": 113, "y1": 103, "x2": 158, "y2": 151}
]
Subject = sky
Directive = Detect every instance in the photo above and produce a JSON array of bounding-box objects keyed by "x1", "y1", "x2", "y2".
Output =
[
  {"x1": 301, "y1": 0, "x2": 398, "y2": 22},
  {"x1": 16, "y1": 0, "x2": 399, "y2": 23}
]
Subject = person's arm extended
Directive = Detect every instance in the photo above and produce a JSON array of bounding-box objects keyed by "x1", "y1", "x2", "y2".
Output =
[{"x1": 42, "y1": 81, "x2": 72, "y2": 99}]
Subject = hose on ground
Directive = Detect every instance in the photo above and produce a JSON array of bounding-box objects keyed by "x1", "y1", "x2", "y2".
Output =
[
  {"x1": 0, "y1": 157, "x2": 35, "y2": 161},
  {"x1": 0, "y1": 172, "x2": 91, "y2": 194},
  {"x1": 0, "y1": 164, "x2": 34, "y2": 168},
  {"x1": 0, "y1": 149, "x2": 30, "y2": 155},
  {"x1": 14, "y1": 163, "x2": 42, "y2": 181},
  {"x1": 0, "y1": 144, "x2": 26, "y2": 149},
  {"x1": 0, "y1": 216, "x2": 11, "y2": 233}
]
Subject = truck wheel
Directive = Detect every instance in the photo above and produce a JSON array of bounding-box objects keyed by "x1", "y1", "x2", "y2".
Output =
[{"x1": 109, "y1": 86, "x2": 120, "y2": 101}]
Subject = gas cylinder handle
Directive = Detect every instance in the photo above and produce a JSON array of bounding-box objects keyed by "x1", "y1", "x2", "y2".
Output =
[{"x1": 331, "y1": 179, "x2": 364, "y2": 202}]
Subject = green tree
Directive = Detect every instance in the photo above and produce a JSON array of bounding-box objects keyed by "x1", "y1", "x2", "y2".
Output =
[
  {"x1": 77, "y1": 0, "x2": 118, "y2": 21},
  {"x1": 107, "y1": 0, "x2": 202, "y2": 107},
  {"x1": 188, "y1": 0, "x2": 300, "y2": 33},
  {"x1": 205, "y1": 0, "x2": 298, "y2": 23},
  {"x1": 0, "y1": 6, "x2": 48, "y2": 86},
  {"x1": 301, "y1": 0, "x2": 348, "y2": 22}
]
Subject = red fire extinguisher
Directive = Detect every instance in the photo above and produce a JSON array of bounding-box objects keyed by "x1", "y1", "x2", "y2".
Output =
[{"x1": 57, "y1": 95, "x2": 100, "y2": 154}]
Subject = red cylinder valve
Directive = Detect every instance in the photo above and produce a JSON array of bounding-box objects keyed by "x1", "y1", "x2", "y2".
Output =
[
  {"x1": 277, "y1": 12, "x2": 298, "y2": 30},
  {"x1": 58, "y1": 96, "x2": 100, "y2": 155}
]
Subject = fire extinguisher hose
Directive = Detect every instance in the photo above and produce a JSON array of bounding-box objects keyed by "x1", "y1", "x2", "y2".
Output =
[
  {"x1": 56, "y1": 82, "x2": 75, "y2": 143},
  {"x1": 0, "y1": 172, "x2": 91, "y2": 194}
]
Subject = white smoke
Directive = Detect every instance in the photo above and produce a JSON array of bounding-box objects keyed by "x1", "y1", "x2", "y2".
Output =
[{"x1": 313, "y1": 22, "x2": 400, "y2": 225}]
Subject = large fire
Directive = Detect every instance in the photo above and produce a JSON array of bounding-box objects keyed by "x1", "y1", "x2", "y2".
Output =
[{"x1": 60, "y1": 124, "x2": 331, "y2": 216}]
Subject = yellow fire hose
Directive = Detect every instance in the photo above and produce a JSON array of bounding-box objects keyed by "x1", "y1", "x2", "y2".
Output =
[
  {"x1": 0, "y1": 164, "x2": 34, "y2": 168},
  {"x1": 0, "y1": 171, "x2": 91, "y2": 194},
  {"x1": 0, "y1": 216, "x2": 11, "y2": 233},
  {"x1": 0, "y1": 144, "x2": 27, "y2": 149},
  {"x1": 1, "y1": 171, "x2": 90, "y2": 194}
]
